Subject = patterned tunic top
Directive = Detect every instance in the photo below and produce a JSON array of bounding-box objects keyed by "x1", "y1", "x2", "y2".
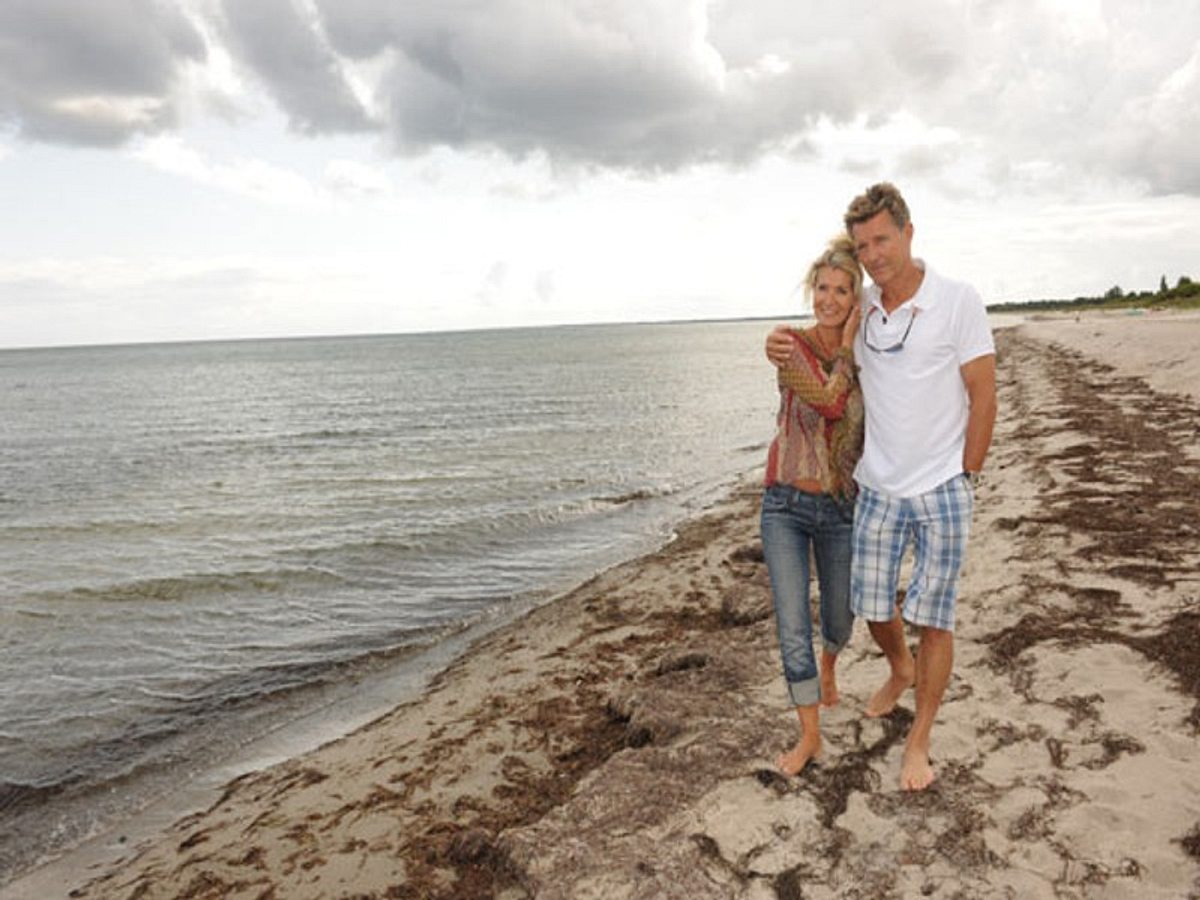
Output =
[{"x1": 764, "y1": 329, "x2": 865, "y2": 498}]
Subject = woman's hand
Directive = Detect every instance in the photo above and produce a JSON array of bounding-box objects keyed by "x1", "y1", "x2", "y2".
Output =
[
  {"x1": 765, "y1": 325, "x2": 793, "y2": 367},
  {"x1": 841, "y1": 305, "x2": 862, "y2": 350}
]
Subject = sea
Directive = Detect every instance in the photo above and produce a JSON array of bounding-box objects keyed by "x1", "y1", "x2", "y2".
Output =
[{"x1": 0, "y1": 319, "x2": 783, "y2": 884}]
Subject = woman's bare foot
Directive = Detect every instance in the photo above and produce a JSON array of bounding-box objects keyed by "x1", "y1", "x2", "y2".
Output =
[
  {"x1": 865, "y1": 665, "x2": 915, "y2": 718},
  {"x1": 777, "y1": 734, "x2": 822, "y2": 776},
  {"x1": 819, "y1": 651, "x2": 839, "y2": 707},
  {"x1": 900, "y1": 742, "x2": 935, "y2": 791}
]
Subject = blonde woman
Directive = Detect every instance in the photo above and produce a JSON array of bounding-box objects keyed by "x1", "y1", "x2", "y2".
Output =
[{"x1": 761, "y1": 235, "x2": 864, "y2": 774}]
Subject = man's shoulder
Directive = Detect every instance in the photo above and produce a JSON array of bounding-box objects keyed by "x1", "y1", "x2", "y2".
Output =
[
  {"x1": 924, "y1": 263, "x2": 981, "y2": 302},
  {"x1": 921, "y1": 266, "x2": 988, "y2": 330},
  {"x1": 924, "y1": 265, "x2": 995, "y2": 356}
]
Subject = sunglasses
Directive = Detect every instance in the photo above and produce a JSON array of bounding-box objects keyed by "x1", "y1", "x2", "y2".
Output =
[{"x1": 864, "y1": 306, "x2": 919, "y2": 353}]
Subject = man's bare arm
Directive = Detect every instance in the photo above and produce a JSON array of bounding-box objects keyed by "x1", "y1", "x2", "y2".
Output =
[
  {"x1": 960, "y1": 354, "x2": 997, "y2": 473},
  {"x1": 765, "y1": 325, "x2": 793, "y2": 367}
]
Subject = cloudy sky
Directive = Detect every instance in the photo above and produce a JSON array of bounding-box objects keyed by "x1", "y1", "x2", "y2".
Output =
[{"x1": 2, "y1": 0, "x2": 1199, "y2": 348}]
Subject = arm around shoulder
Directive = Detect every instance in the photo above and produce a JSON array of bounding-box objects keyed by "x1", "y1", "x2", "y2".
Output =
[
  {"x1": 765, "y1": 325, "x2": 795, "y2": 367},
  {"x1": 778, "y1": 346, "x2": 856, "y2": 420}
]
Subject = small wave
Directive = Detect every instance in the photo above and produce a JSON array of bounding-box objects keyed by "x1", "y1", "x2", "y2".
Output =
[
  {"x1": 135, "y1": 621, "x2": 464, "y2": 719},
  {"x1": 594, "y1": 485, "x2": 678, "y2": 506},
  {"x1": 460, "y1": 502, "x2": 615, "y2": 537},
  {"x1": 0, "y1": 517, "x2": 196, "y2": 538},
  {"x1": 280, "y1": 427, "x2": 392, "y2": 444},
  {"x1": 6, "y1": 622, "x2": 461, "y2": 790},
  {"x1": 287, "y1": 536, "x2": 433, "y2": 567},
  {"x1": 0, "y1": 780, "x2": 67, "y2": 816},
  {"x1": 289, "y1": 489, "x2": 676, "y2": 565},
  {"x1": 35, "y1": 567, "x2": 349, "y2": 605}
]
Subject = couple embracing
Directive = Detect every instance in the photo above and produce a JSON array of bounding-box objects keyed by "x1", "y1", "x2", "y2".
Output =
[{"x1": 761, "y1": 182, "x2": 997, "y2": 792}]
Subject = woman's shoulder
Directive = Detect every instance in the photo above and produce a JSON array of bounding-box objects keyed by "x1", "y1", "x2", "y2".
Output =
[
  {"x1": 781, "y1": 328, "x2": 813, "y2": 354},
  {"x1": 789, "y1": 327, "x2": 816, "y2": 350},
  {"x1": 792, "y1": 327, "x2": 838, "y2": 363},
  {"x1": 778, "y1": 329, "x2": 830, "y2": 378}
]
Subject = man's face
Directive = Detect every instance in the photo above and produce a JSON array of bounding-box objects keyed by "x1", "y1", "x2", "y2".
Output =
[{"x1": 850, "y1": 210, "x2": 913, "y2": 288}]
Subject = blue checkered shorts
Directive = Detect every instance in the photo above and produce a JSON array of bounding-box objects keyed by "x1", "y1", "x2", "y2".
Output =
[{"x1": 850, "y1": 474, "x2": 974, "y2": 631}]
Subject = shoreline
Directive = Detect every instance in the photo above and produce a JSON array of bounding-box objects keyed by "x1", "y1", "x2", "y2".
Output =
[
  {"x1": 9, "y1": 311, "x2": 1200, "y2": 898},
  {"x1": 0, "y1": 615, "x2": 491, "y2": 896},
  {"x1": 0, "y1": 474, "x2": 753, "y2": 897}
]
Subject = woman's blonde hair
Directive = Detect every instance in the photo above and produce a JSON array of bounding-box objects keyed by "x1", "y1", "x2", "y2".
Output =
[{"x1": 802, "y1": 233, "x2": 863, "y2": 307}]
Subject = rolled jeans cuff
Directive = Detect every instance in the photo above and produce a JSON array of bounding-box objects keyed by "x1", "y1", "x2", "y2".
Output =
[
  {"x1": 822, "y1": 636, "x2": 849, "y2": 656},
  {"x1": 787, "y1": 677, "x2": 821, "y2": 708}
]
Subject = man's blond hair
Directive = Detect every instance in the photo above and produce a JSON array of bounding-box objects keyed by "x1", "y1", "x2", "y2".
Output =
[{"x1": 844, "y1": 182, "x2": 911, "y2": 231}]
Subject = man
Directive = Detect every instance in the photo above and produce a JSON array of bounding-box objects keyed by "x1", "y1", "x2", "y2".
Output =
[{"x1": 766, "y1": 183, "x2": 997, "y2": 791}]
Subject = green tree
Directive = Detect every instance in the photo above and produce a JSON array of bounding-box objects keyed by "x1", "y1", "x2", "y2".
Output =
[
  {"x1": 1104, "y1": 284, "x2": 1123, "y2": 300},
  {"x1": 1160, "y1": 274, "x2": 1168, "y2": 293},
  {"x1": 1177, "y1": 278, "x2": 1200, "y2": 298}
]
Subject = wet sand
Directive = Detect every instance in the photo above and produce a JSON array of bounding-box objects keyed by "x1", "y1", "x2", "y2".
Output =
[{"x1": 8, "y1": 312, "x2": 1200, "y2": 899}]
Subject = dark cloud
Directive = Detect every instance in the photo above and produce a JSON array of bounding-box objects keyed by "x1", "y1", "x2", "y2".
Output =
[
  {"x1": 319, "y1": 1, "x2": 765, "y2": 169},
  {"x1": 305, "y1": 1, "x2": 964, "y2": 171},
  {"x1": 218, "y1": 0, "x2": 373, "y2": 135},
  {"x1": 0, "y1": 0, "x2": 203, "y2": 145},
  {"x1": 3, "y1": 0, "x2": 1199, "y2": 195}
]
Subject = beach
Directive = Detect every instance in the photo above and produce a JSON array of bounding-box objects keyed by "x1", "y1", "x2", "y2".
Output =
[{"x1": 9, "y1": 311, "x2": 1200, "y2": 899}]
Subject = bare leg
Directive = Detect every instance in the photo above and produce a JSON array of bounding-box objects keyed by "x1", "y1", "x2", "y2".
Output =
[
  {"x1": 901, "y1": 626, "x2": 954, "y2": 791},
  {"x1": 777, "y1": 704, "x2": 821, "y2": 775},
  {"x1": 819, "y1": 649, "x2": 840, "y2": 708},
  {"x1": 864, "y1": 614, "x2": 915, "y2": 717}
]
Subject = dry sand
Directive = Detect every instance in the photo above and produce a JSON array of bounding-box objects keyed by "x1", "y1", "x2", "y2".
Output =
[{"x1": 7, "y1": 311, "x2": 1200, "y2": 899}]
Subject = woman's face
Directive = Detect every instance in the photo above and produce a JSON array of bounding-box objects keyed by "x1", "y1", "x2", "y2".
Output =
[{"x1": 812, "y1": 266, "x2": 856, "y2": 328}]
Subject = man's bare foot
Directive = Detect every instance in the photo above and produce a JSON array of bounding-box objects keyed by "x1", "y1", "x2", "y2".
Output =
[
  {"x1": 865, "y1": 666, "x2": 915, "y2": 718},
  {"x1": 900, "y1": 744, "x2": 935, "y2": 791},
  {"x1": 819, "y1": 651, "x2": 839, "y2": 708},
  {"x1": 776, "y1": 735, "x2": 822, "y2": 776}
]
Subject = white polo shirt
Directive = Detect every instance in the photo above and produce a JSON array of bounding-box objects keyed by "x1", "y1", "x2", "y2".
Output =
[{"x1": 853, "y1": 260, "x2": 994, "y2": 498}]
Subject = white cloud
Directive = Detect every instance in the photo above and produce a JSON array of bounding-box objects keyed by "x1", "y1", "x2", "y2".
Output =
[
  {"x1": 323, "y1": 158, "x2": 393, "y2": 197},
  {"x1": 1038, "y1": 0, "x2": 1109, "y2": 44},
  {"x1": 48, "y1": 94, "x2": 167, "y2": 131},
  {"x1": 130, "y1": 134, "x2": 321, "y2": 206},
  {"x1": 1120, "y1": 41, "x2": 1200, "y2": 193}
]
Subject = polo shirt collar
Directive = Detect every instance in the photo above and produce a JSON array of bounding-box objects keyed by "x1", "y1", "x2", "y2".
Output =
[{"x1": 866, "y1": 259, "x2": 941, "y2": 313}]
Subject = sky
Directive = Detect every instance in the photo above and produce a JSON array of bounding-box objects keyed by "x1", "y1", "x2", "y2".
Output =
[{"x1": 2, "y1": 0, "x2": 1199, "y2": 349}]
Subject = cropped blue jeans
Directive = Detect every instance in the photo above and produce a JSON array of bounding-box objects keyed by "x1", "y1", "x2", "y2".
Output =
[{"x1": 760, "y1": 483, "x2": 856, "y2": 707}]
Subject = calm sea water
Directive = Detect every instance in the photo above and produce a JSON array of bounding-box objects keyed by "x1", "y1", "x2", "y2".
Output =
[{"x1": 0, "y1": 320, "x2": 781, "y2": 879}]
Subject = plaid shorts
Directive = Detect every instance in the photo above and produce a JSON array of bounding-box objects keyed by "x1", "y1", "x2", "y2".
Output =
[{"x1": 850, "y1": 474, "x2": 974, "y2": 631}]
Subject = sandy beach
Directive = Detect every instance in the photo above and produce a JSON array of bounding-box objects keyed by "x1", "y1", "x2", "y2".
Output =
[{"x1": 7, "y1": 311, "x2": 1200, "y2": 899}]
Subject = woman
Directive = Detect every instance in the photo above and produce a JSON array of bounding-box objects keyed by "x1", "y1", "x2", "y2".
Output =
[{"x1": 761, "y1": 234, "x2": 865, "y2": 775}]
